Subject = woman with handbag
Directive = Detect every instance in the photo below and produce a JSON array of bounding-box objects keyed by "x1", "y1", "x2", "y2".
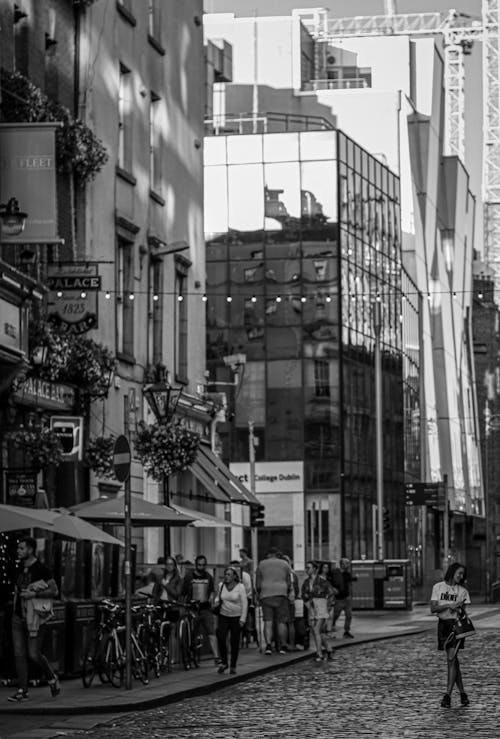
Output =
[
  {"x1": 214, "y1": 566, "x2": 248, "y2": 675},
  {"x1": 302, "y1": 561, "x2": 337, "y2": 662},
  {"x1": 430, "y1": 562, "x2": 472, "y2": 708}
]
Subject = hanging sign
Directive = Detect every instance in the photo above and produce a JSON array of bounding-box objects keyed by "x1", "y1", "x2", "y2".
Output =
[
  {"x1": 47, "y1": 262, "x2": 100, "y2": 333},
  {"x1": 0, "y1": 123, "x2": 60, "y2": 243}
]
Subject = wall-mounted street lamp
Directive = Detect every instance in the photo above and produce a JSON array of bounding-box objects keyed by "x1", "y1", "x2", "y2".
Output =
[
  {"x1": 0, "y1": 198, "x2": 28, "y2": 238},
  {"x1": 143, "y1": 364, "x2": 184, "y2": 424}
]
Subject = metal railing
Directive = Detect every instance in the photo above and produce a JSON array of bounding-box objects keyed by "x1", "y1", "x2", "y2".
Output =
[{"x1": 204, "y1": 111, "x2": 335, "y2": 136}]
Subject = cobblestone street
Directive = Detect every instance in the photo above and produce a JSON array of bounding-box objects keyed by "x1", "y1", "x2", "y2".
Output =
[{"x1": 58, "y1": 628, "x2": 499, "y2": 739}]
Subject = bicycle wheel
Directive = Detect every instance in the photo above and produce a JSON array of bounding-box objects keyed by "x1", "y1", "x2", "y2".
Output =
[
  {"x1": 81, "y1": 644, "x2": 98, "y2": 688},
  {"x1": 104, "y1": 635, "x2": 124, "y2": 688},
  {"x1": 190, "y1": 623, "x2": 202, "y2": 668},
  {"x1": 159, "y1": 623, "x2": 171, "y2": 673},
  {"x1": 178, "y1": 617, "x2": 192, "y2": 670},
  {"x1": 131, "y1": 638, "x2": 149, "y2": 685}
]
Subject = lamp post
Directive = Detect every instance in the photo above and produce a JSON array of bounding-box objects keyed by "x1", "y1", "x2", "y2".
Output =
[
  {"x1": 373, "y1": 298, "x2": 384, "y2": 561},
  {"x1": 143, "y1": 365, "x2": 184, "y2": 556}
]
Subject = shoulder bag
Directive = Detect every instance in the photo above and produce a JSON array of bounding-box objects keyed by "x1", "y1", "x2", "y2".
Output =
[
  {"x1": 212, "y1": 583, "x2": 224, "y2": 616},
  {"x1": 452, "y1": 607, "x2": 475, "y2": 639}
]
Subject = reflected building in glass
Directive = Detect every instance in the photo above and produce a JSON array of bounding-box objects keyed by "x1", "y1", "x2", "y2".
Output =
[{"x1": 205, "y1": 129, "x2": 419, "y2": 566}]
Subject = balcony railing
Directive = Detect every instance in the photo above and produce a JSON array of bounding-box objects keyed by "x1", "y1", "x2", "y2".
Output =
[
  {"x1": 302, "y1": 78, "x2": 371, "y2": 92},
  {"x1": 204, "y1": 111, "x2": 335, "y2": 136}
]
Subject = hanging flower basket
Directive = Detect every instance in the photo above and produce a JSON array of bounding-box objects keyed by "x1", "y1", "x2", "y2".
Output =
[
  {"x1": 26, "y1": 319, "x2": 117, "y2": 400},
  {"x1": 0, "y1": 69, "x2": 108, "y2": 187},
  {"x1": 84, "y1": 435, "x2": 115, "y2": 478},
  {"x1": 5, "y1": 427, "x2": 64, "y2": 471},
  {"x1": 134, "y1": 421, "x2": 200, "y2": 482}
]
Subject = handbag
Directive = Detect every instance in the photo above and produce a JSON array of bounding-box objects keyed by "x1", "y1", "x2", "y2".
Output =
[{"x1": 452, "y1": 607, "x2": 475, "y2": 639}]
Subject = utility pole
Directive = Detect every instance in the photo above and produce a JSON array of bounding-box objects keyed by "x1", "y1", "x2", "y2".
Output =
[
  {"x1": 442, "y1": 473, "x2": 449, "y2": 572},
  {"x1": 373, "y1": 299, "x2": 384, "y2": 561},
  {"x1": 248, "y1": 421, "x2": 258, "y2": 561}
]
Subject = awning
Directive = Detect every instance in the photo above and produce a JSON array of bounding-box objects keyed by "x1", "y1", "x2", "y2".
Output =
[
  {"x1": 190, "y1": 459, "x2": 230, "y2": 503},
  {"x1": 197, "y1": 444, "x2": 259, "y2": 505},
  {"x1": 170, "y1": 503, "x2": 244, "y2": 528}
]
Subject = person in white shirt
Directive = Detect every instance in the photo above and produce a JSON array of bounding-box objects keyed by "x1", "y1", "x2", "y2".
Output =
[
  {"x1": 214, "y1": 567, "x2": 248, "y2": 675},
  {"x1": 430, "y1": 562, "x2": 471, "y2": 708}
]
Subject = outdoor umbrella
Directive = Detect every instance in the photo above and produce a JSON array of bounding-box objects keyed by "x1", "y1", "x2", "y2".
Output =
[
  {"x1": 0, "y1": 504, "x2": 124, "y2": 545},
  {"x1": 47, "y1": 510, "x2": 124, "y2": 546},
  {"x1": 70, "y1": 493, "x2": 195, "y2": 526},
  {"x1": 0, "y1": 503, "x2": 57, "y2": 533}
]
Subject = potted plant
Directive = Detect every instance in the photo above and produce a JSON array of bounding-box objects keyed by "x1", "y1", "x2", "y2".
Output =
[
  {"x1": 5, "y1": 427, "x2": 64, "y2": 471},
  {"x1": 83, "y1": 435, "x2": 115, "y2": 479},
  {"x1": 134, "y1": 421, "x2": 200, "y2": 482}
]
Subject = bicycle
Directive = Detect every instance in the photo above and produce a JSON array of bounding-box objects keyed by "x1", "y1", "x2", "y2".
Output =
[
  {"x1": 175, "y1": 600, "x2": 204, "y2": 670},
  {"x1": 81, "y1": 600, "x2": 125, "y2": 688}
]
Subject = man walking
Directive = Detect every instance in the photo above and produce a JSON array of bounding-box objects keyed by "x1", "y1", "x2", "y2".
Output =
[
  {"x1": 331, "y1": 557, "x2": 357, "y2": 638},
  {"x1": 8, "y1": 537, "x2": 60, "y2": 702},
  {"x1": 181, "y1": 554, "x2": 219, "y2": 661},
  {"x1": 255, "y1": 547, "x2": 292, "y2": 655}
]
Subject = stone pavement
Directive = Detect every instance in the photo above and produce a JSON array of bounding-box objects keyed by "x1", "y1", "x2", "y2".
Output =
[{"x1": 0, "y1": 604, "x2": 498, "y2": 739}]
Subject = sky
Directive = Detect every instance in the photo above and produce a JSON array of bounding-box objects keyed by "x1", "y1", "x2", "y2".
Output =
[{"x1": 204, "y1": 0, "x2": 484, "y2": 245}]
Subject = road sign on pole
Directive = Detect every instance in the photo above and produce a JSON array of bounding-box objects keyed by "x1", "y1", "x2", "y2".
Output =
[
  {"x1": 404, "y1": 482, "x2": 440, "y2": 507},
  {"x1": 113, "y1": 435, "x2": 132, "y2": 689}
]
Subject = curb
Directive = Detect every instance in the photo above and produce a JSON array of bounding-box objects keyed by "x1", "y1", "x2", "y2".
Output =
[{"x1": 0, "y1": 626, "x2": 432, "y2": 717}]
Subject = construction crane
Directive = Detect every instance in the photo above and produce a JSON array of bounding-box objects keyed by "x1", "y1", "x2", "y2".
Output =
[{"x1": 296, "y1": 2, "x2": 500, "y2": 293}]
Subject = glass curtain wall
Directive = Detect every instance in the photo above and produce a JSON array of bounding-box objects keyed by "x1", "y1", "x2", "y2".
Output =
[{"x1": 206, "y1": 130, "x2": 407, "y2": 562}]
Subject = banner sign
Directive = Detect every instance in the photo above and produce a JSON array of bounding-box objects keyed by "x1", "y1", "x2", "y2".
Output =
[
  {"x1": 404, "y1": 482, "x2": 441, "y2": 506},
  {"x1": 47, "y1": 262, "x2": 100, "y2": 333},
  {"x1": 6, "y1": 471, "x2": 37, "y2": 507},
  {"x1": 14, "y1": 377, "x2": 75, "y2": 411},
  {"x1": 0, "y1": 123, "x2": 60, "y2": 243},
  {"x1": 230, "y1": 461, "x2": 304, "y2": 494}
]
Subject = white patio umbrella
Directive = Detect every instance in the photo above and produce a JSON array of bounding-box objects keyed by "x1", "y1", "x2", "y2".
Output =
[{"x1": 0, "y1": 504, "x2": 123, "y2": 546}]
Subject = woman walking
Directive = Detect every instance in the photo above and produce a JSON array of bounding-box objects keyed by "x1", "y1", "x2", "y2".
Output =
[
  {"x1": 302, "y1": 561, "x2": 337, "y2": 662},
  {"x1": 430, "y1": 562, "x2": 471, "y2": 708},
  {"x1": 214, "y1": 566, "x2": 248, "y2": 675}
]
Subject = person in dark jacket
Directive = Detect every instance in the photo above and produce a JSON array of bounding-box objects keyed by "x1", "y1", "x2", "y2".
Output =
[
  {"x1": 331, "y1": 558, "x2": 357, "y2": 638},
  {"x1": 181, "y1": 554, "x2": 219, "y2": 661}
]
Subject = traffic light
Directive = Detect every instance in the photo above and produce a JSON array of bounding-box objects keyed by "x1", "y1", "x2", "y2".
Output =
[
  {"x1": 250, "y1": 503, "x2": 265, "y2": 528},
  {"x1": 383, "y1": 507, "x2": 390, "y2": 532}
]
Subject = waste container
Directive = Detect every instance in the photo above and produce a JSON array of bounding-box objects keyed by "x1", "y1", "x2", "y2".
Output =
[
  {"x1": 65, "y1": 600, "x2": 97, "y2": 676},
  {"x1": 352, "y1": 560, "x2": 412, "y2": 610}
]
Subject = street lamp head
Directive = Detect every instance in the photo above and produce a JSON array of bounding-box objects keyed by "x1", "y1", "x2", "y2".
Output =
[
  {"x1": 143, "y1": 380, "x2": 183, "y2": 424},
  {"x1": 0, "y1": 198, "x2": 28, "y2": 237}
]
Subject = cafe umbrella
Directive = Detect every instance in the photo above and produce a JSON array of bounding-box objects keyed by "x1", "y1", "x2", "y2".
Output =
[
  {"x1": 0, "y1": 504, "x2": 123, "y2": 545},
  {"x1": 70, "y1": 493, "x2": 195, "y2": 526}
]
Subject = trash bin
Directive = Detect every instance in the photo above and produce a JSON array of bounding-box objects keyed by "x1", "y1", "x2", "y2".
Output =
[
  {"x1": 352, "y1": 559, "x2": 412, "y2": 610},
  {"x1": 383, "y1": 560, "x2": 412, "y2": 610},
  {"x1": 65, "y1": 600, "x2": 97, "y2": 676}
]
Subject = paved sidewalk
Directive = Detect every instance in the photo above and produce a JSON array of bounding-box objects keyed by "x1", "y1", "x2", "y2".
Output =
[{"x1": 0, "y1": 603, "x2": 498, "y2": 734}]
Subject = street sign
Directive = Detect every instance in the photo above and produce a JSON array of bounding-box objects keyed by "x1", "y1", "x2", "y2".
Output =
[
  {"x1": 113, "y1": 435, "x2": 131, "y2": 482},
  {"x1": 404, "y1": 482, "x2": 441, "y2": 507}
]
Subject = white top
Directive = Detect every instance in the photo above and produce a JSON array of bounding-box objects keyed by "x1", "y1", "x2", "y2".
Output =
[
  {"x1": 215, "y1": 582, "x2": 248, "y2": 622},
  {"x1": 430, "y1": 581, "x2": 471, "y2": 620}
]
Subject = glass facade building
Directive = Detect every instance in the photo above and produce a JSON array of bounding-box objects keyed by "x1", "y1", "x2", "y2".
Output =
[{"x1": 205, "y1": 129, "x2": 418, "y2": 562}]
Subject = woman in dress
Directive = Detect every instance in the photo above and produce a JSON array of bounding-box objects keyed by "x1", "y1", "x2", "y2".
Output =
[
  {"x1": 430, "y1": 562, "x2": 471, "y2": 708},
  {"x1": 214, "y1": 566, "x2": 248, "y2": 675},
  {"x1": 302, "y1": 561, "x2": 337, "y2": 662}
]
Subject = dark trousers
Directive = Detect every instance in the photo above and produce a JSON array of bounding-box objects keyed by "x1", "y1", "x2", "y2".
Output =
[
  {"x1": 216, "y1": 615, "x2": 241, "y2": 668},
  {"x1": 12, "y1": 614, "x2": 55, "y2": 690}
]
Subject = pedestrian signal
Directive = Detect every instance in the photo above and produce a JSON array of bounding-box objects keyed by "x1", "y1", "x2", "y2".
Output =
[{"x1": 250, "y1": 503, "x2": 265, "y2": 528}]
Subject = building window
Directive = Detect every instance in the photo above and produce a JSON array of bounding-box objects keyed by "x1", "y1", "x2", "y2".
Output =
[
  {"x1": 175, "y1": 262, "x2": 189, "y2": 382},
  {"x1": 149, "y1": 92, "x2": 161, "y2": 194},
  {"x1": 117, "y1": 239, "x2": 134, "y2": 358},
  {"x1": 314, "y1": 359, "x2": 330, "y2": 397},
  {"x1": 150, "y1": 258, "x2": 163, "y2": 365},
  {"x1": 148, "y1": 0, "x2": 161, "y2": 40},
  {"x1": 118, "y1": 64, "x2": 132, "y2": 172}
]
